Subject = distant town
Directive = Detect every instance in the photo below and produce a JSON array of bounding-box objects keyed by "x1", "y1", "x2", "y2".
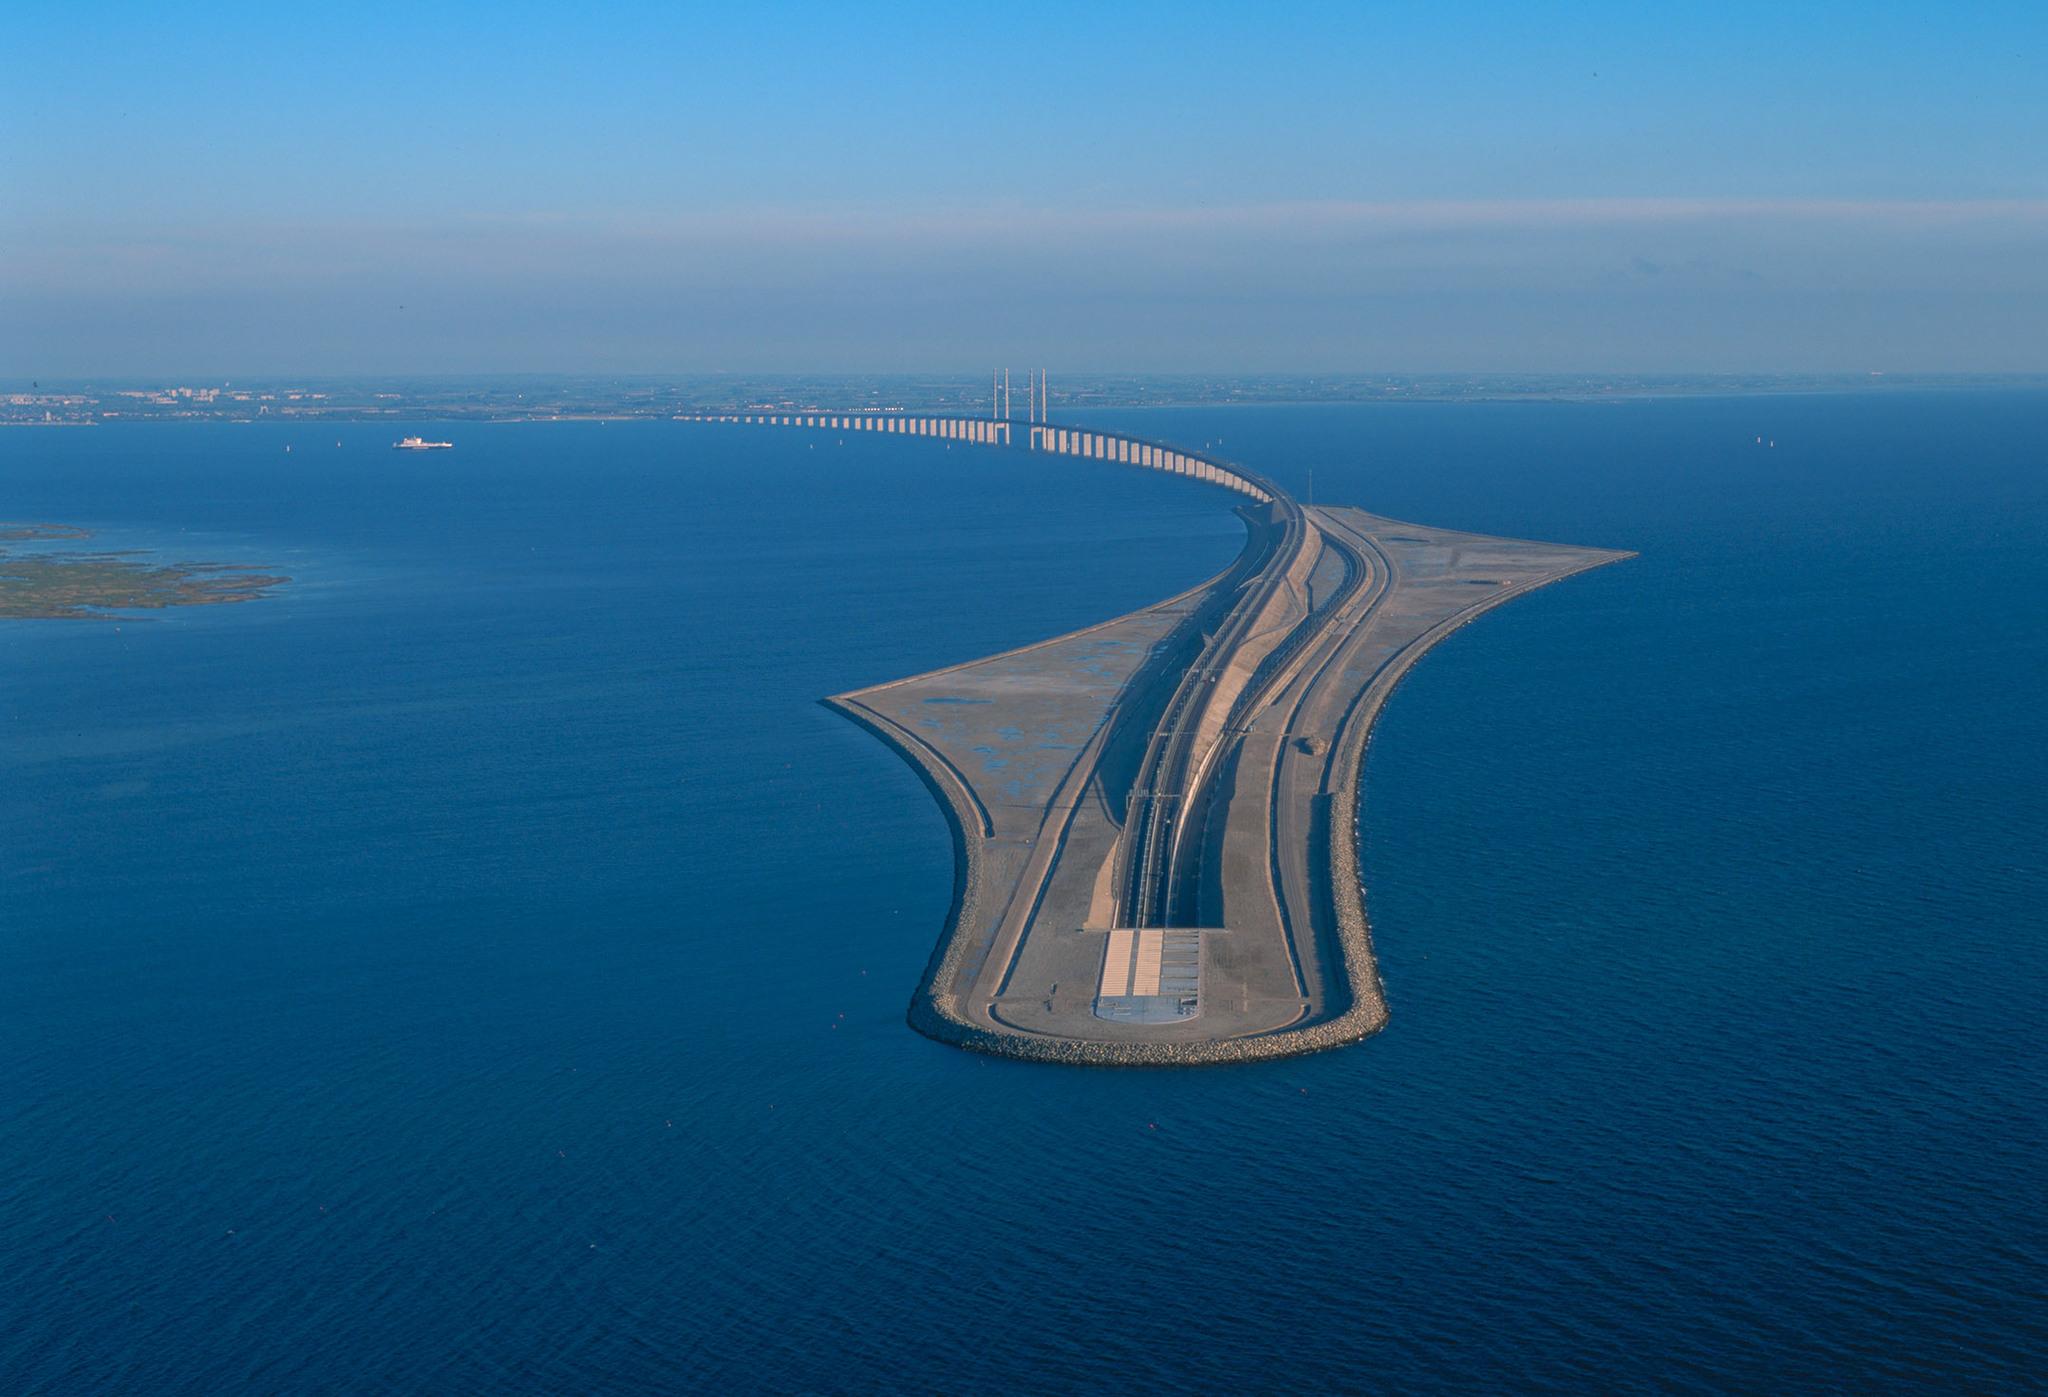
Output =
[{"x1": 3, "y1": 372, "x2": 2036, "y2": 428}]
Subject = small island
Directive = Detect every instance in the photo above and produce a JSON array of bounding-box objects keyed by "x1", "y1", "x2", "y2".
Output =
[{"x1": 0, "y1": 524, "x2": 289, "y2": 620}]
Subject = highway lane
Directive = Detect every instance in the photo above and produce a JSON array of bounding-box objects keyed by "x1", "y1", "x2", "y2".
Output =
[
  {"x1": 713, "y1": 403, "x2": 1645, "y2": 1060},
  {"x1": 1255, "y1": 510, "x2": 1400, "y2": 1012}
]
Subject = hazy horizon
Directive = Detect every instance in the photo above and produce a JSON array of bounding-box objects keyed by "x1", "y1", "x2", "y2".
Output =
[
  {"x1": 7, "y1": 2, "x2": 2045, "y2": 376},
  {"x1": 15, "y1": 369, "x2": 2048, "y2": 396}
]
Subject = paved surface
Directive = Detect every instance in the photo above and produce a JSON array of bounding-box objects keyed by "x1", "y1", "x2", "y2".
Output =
[
  {"x1": 1094, "y1": 928, "x2": 1207, "y2": 1023},
  {"x1": 680, "y1": 411, "x2": 1633, "y2": 1062},
  {"x1": 831, "y1": 501, "x2": 1633, "y2": 1063}
]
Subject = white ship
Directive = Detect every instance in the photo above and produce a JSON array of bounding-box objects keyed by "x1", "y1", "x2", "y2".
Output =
[{"x1": 392, "y1": 435, "x2": 454, "y2": 450}]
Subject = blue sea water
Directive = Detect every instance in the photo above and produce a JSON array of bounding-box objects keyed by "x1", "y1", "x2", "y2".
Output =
[{"x1": 2, "y1": 396, "x2": 2044, "y2": 1393}]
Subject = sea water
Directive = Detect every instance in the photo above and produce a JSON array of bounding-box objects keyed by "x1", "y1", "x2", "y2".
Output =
[{"x1": 3, "y1": 395, "x2": 2043, "y2": 1392}]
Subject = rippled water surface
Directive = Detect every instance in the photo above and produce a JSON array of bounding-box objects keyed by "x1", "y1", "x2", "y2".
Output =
[{"x1": 4, "y1": 397, "x2": 2044, "y2": 1392}]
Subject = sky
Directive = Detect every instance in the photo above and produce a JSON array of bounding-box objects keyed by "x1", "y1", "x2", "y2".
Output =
[{"x1": 5, "y1": 0, "x2": 2046, "y2": 376}]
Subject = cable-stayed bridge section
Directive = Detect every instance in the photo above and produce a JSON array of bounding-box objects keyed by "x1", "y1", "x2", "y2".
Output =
[
  {"x1": 674, "y1": 410, "x2": 1273, "y2": 502},
  {"x1": 679, "y1": 403, "x2": 1630, "y2": 1064}
]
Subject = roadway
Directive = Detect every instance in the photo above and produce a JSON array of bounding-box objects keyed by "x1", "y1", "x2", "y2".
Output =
[{"x1": 683, "y1": 409, "x2": 1632, "y2": 1062}]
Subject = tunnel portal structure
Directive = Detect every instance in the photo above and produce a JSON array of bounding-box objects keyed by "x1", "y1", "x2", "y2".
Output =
[{"x1": 679, "y1": 406, "x2": 1631, "y2": 1063}]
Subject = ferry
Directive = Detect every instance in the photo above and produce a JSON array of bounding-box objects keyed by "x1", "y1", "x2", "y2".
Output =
[{"x1": 392, "y1": 435, "x2": 454, "y2": 451}]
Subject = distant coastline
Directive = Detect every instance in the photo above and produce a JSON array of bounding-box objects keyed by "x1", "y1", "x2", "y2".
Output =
[{"x1": 5, "y1": 372, "x2": 2043, "y2": 429}]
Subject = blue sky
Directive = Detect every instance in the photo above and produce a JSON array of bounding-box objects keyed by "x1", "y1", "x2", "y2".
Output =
[{"x1": 5, "y1": 1, "x2": 2045, "y2": 374}]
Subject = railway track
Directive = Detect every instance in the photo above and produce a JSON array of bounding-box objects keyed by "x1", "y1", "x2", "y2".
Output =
[{"x1": 1115, "y1": 492, "x2": 1309, "y2": 928}]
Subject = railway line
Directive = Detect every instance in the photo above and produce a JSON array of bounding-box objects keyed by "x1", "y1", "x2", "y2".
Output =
[{"x1": 682, "y1": 408, "x2": 1634, "y2": 1062}]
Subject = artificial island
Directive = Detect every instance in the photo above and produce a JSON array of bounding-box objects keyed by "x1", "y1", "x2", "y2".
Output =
[{"x1": 692, "y1": 387, "x2": 1633, "y2": 1064}]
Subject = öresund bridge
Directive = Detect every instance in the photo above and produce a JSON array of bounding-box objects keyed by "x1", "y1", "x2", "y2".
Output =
[
  {"x1": 678, "y1": 372, "x2": 1271, "y2": 503},
  {"x1": 680, "y1": 375, "x2": 1630, "y2": 1064}
]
